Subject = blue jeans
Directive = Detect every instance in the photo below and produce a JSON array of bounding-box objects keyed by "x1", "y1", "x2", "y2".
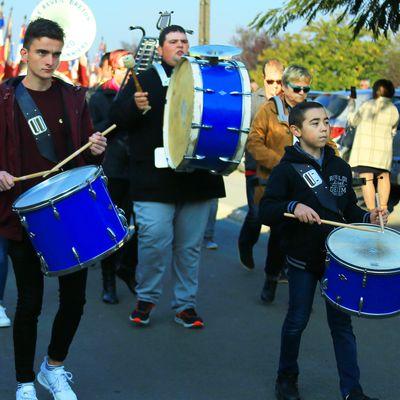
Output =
[
  {"x1": 134, "y1": 200, "x2": 211, "y2": 312},
  {"x1": 279, "y1": 266, "x2": 361, "y2": 398},
  {"x1": 204, "y1": 198, "x2": 218, "y2": 240},
  {"x1": 0, "y1": 236, "x2": 8, "y2": 302}
]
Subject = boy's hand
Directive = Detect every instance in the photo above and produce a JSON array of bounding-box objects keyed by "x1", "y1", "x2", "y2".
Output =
[
  {"x1": 370, "y1": 208, "x2": 388, "y2": 225},
  {"x1": 293, "y1": 203, "x2": 322, "y2": 225},
  {"x1": 0, "y1": 171, "x2": 15, "y2": 191}
]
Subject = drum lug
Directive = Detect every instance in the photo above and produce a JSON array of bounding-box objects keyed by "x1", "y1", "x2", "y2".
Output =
[
  {"x1": 358, "y1": 297, "x2": 364, "y2": 316},
  {"x1": 227, "y1": 127, "x2": 250, "y2": 134},
  {"x1": 183, "y1": 154, "x2": 206, "y2": 160},
  {"x1": 362, "y1": 269, "x2": 367, "y2": 288},
  {"x1": 192, "y1": 123, "x2": 213, "y2": 130},
  {"x1": 229, "y1": 91, "x2": 251, "y2": 96},
  {"x1": 338, "y1": 274, "x2": 347, "y2": 281},
  {"x1": 20, "y1": 215, "x2": 29, "y2": 230},
  {"x1": 101, "y1": 175, "x2": 108, "y2": 186},
  {"x1": 50, "y1": 201, "x2": 60, "y2": 220},
  {"x1": 336, "y1": 296, "x2": 342, "y2": 304},
  {"x1": 107, "y1": 228, "x2": 118, "y2": 243},
  {"x1": 321, "y1": 278, "x2": 328, "y2": 291},
  {"x1": 117, "y1": 208, "x2": 128, "y2": 228},
  {"x1": 29, "y1": 232, "x2": 36, "y2": 239},
  {"x1": 194, "y1": 87, "x2": 215, "y2": 94},
  {"x1": 87, "y1": 181, "x2": 97, "y2": 200},
  {"x1": 219, "y1": 157, "x2": 240, "y2": 164},
  {"x1": 72, "y1": 247, "x2": 82, "y2": 265},
  {"x1": 37, "y1": 252, "x2": 49, "y2": 275}
]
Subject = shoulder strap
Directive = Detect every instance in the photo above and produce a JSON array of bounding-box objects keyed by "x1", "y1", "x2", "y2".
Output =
[
  {"x1": 272, "y1": 96, "x2": 288, "y2": 124},
  {"x1": 291, "y1": 163, "x2": 343, "y2": 217},
  {"x1": 15, "y1": 83, "x2": 58, "y2": 163},
  {"x1": 152, "y1": 63, "x2": 170, "y2": 87}
]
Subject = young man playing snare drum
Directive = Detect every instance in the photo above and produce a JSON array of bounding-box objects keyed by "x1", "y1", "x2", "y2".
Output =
[
  {"x1": 259, "y1": 102, "x2": 387, "y2": 400},
  {"x1": 0, "y1": 18, "x2": 106, "y2": 400}
]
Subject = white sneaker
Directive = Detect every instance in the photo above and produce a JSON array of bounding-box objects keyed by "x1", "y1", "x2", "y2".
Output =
[
  {"x1": 37, "y1": 358, "x2": 78, "y2": 400},
  {"x1": 205, "y1": 240, "x2": 218, "y2": 250},
  {"x1": 16, "y1": 383, "x2": 38, "y2": 400},
  {"x1": 0, "y1": 304, "x2": 11, "y2": 327}
]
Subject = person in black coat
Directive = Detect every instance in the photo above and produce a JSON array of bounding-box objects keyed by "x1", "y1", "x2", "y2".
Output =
[
  {"x1": 110, "y1": 26, "x2": 225, "y2": 329},
  {"x1": 89, "y1": 49, "x2": 137, "y2": 304},
  {"x1": 259, "y1": 102, "x2": 386, "y2": 400}
]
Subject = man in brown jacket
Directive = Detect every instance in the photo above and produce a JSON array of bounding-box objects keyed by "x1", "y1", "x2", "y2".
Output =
[{"x1": 247, "y1": 65, "x2": 312, "y2": 303}]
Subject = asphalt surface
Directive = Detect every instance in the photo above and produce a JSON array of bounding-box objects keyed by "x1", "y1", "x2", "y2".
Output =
[{"x1": 1, "y1": 172, "x2": 400, "y2": 399}]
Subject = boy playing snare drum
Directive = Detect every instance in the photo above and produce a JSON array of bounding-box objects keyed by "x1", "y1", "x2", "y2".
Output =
[{"x1": 259, "y1": 101, "x2": 387, "y2": 400}]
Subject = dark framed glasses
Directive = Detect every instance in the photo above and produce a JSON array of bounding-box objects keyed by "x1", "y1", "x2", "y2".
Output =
[
  {"x1": 265, "y1": 79, "x2": 282, "y2": 85},
  {"x1": 287, "y1": 82, "x2": 311, "y2": 93}
]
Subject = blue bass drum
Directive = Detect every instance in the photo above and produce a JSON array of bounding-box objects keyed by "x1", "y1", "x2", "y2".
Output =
[
  {"x1": 163, "y1": 56, "x2": 251, "y2": 175},
  {"x1": 13, "y1": 166, "x2": 132, "y2": 277},
  {"x1": 323, "y1": 224, "x2": 400, "y2": 318}
]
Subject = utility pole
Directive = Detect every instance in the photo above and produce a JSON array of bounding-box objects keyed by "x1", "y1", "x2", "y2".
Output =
[{"x1": 199, "y1": 0, "x2": 210, "y2": 45}]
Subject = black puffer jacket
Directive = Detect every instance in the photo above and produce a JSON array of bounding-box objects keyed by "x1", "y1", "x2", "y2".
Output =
[
  {"x1": 259, "y1": 145, "x2": 369, "y2": 277},
  {"x1": 110, "y1": 62, "x2": 225, "y2": 203},
  {"x1": 88, "y1": 84, "x2": 130, "y2": 180}
]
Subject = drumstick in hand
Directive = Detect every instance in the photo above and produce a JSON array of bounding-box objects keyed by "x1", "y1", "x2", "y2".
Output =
[
  {"x1": 121, "y1": 54, "x2": 151, "y2": 115},
  {"x1": 375, "y1": 193, "x2": 385, "y2": 233}
]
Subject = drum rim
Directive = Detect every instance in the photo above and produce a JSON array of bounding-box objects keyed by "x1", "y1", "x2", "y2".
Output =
[
  {"x1": 326, "y1": 224, "x2": 400, "y2": 275},
  {"x1": 41, "y1": 226, "x2": 134, "y2": 277},
  {"x1": 12, "y1": 165, "x2": 102, "y2": 212},
  {"x1": 322, "y1": 290, "x2": 400, "y2": 319}
]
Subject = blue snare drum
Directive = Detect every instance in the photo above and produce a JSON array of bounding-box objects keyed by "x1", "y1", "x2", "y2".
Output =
[
  {"x1": 13, "y1": 166, "x2": 131, "y2": 277},
  {"x1": 163, "y1": 55, "x2": 251, "y2": 175},
  {"x1": 323, "y1": 224, "x2": 400, "y2": 318}
]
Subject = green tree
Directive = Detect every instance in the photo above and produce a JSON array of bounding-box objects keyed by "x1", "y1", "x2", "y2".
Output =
[
  {"x1": 250, "y1": 18, "x2": 389, "y2": 91},
  {"x1": 250, "y1": 0, "x2": 400, "y2": 38}
]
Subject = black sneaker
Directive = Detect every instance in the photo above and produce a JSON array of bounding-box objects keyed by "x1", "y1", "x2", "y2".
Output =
[
  {"x1": 129, "y1": 301, "x2": 155, "y2": 326},
  {"x1": 275, "y1": 374, "x2": 301, "y2": 400},
  {"x1": 261, "y1": 276, "x2": 278, "y2": 303},
  {"x1": 175, "y1": 308, "x2": 204, "y2": 329},
  {"x1": 238, "y1": 245, "x2": 255, "y2": 271},
  {"x1": 345, "y1": 388, "x2": 379, "y2": 400}
]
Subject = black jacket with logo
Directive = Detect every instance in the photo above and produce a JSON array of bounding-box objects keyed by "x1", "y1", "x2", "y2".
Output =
[{"x1": 259, "y1": 145, "x2": 369, "y2": 277}]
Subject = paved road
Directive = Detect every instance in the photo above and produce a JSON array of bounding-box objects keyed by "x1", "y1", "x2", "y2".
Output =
[{"x1": 1, "y1": 172, "x2": 400, "y2": 399}]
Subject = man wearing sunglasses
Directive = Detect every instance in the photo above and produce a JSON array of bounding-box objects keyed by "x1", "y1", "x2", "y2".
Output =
[
  {"x1": 247, "y1": 65, "x2": 312, "y2": 304},
  {"x1": 239, "y1": 59, "x2": 284, "y2": 273}
]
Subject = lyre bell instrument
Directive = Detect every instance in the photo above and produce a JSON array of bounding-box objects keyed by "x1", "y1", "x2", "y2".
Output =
[{"x1": 30, "y1": 0, "x2": 96, "y2": 61}]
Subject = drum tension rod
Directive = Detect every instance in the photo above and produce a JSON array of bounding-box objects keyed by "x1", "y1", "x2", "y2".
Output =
[
  {"x1": 227, "y1": 127, "x2": 250, "y2": 134},
  {"x1": 184, "y1": 155, "x2": 206, "y2": 160},
  {"x1": 192, "y1": 123, "x2": 213, "y2": 130},
  {"x1": 229, "y1": 91, "x2": 252, "y2": 96},
  {"x1": 195, "y1": 87, "x2": 215, "y2": 94},
  {"x1": 219, "y1": 157, "x2": 240, "y2": 164}
]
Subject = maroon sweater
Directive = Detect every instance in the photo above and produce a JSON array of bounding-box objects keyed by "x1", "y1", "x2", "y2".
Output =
[{"x1": 0, "y1": 77, "x2": 101, "y2": 240}]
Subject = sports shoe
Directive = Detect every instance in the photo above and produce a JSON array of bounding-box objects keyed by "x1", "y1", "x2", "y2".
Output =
[
  {"x1": 0, "y1": 304, "x2": 11, "y2": 327},
  {"x1": 16, "y1": 383, "x2": 38, "y2": 400},
  {"x1": 275, "y1": 374, "x2": 301, "y2": 400},
  {"x1": 175, "y1": 308, "x2": 204, "y2": 329},
  {"x1": 278, "y1": 269, "x2": 289, "y2": 283},
  {"x1": 129, "y1": 300, "x2": 155, "y2": 326},
  {"x1": 205, "y1": 239, "x2": 218, "y2": 250},
  {"x1": 37, "y1": 358, "x2": 77, "y2": 400},
  {"x1": 345, "y1": 387, "x2": 379, "y2": 400},
  {"x1": 238, "y1": 245, "x2": 255, "y2": 270}
]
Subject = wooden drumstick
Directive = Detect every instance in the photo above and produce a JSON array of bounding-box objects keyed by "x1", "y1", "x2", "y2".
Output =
[
  {"x1": 375, "y1": 193, "x2": 385, "y2": 233},
  {"x1": 283, "y1": 213, "x2": 378, "y2": 233},
  {"x1": 121, "y1": 54, "x2": 151, "y2": 115},
  {"x1": 42, "y1": 124, "x2": 117, "y2": 178},
  {"x1": 14, "y1": 169, "x2": 59, "y2": 182}
]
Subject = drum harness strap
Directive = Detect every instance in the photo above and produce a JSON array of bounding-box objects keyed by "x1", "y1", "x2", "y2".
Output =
[
  {"x1": 15, "y1": 82, "x2": 58, "y2": 163},
  {"x1": 291, "y1": 162, "x2": 344, "y2": 219},
  {"x1": 152, "y1": 63, "x2": 170, "y2": 87},
  {"x1": 272, "y1": 95, "x2": 288, "y2": 124}
]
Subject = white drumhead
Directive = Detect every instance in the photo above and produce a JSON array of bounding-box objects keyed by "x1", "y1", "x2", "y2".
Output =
[
  {"x1": 326, "y1": 225, "x2": 400, "y2": 272},
  {"x1": 14, "y1": 166, "x2": 99, "y2": 209}
]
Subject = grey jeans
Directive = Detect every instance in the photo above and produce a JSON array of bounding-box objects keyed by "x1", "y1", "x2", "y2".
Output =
[{"x1": 133, "y1": 200, "x2": 212, "y2": 312}]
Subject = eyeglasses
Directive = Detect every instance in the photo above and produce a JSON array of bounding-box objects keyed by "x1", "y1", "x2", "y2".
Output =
[
  {"x1": 287, "y1": 82, "x2": 311, "y2": 93},
  {"x1": 265, "y1": 79, "x2": 282, "y2": 85}
]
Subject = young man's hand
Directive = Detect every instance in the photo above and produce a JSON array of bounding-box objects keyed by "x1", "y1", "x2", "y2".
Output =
[
  {"x1": 370, "y1": 208, "x2": 389, "y2": 225},
  {"x1": 0, "y1": 171, "x2": 15, "y2": 191},
  {"x1": 89, "y1": 132, "x2": 107, "y2": 156},
  {"x1": 293, "y1": 203, "x2": 322, "y2": 225}
]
